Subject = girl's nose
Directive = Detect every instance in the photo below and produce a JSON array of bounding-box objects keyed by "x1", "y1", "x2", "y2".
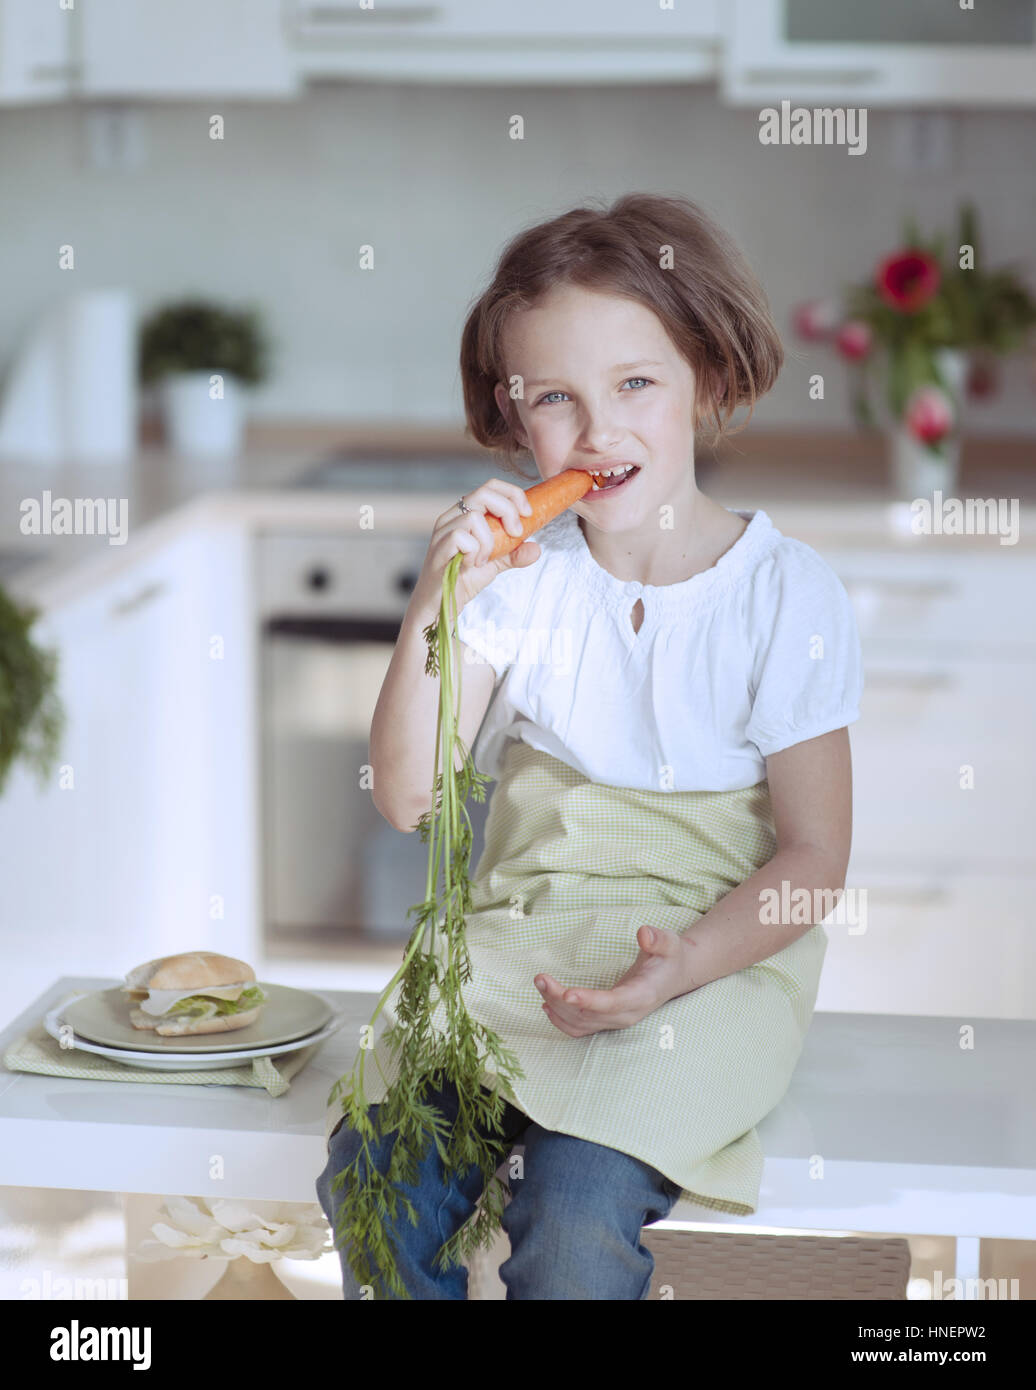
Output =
[{"x1": 580, "y1": 414, "x2": 623, "y2": 454}]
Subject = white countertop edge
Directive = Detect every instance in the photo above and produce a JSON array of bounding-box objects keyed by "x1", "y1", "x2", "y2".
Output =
[
  {"x1": 3, "y1": 980, "x2": 1035, "y2": 1220},
  {"x1": 11, "y1": 485, "x2": 1033, "y2": 618},
  {"x1": 0, "y1": 1117, "x2": 1031, "y2": 1228}
]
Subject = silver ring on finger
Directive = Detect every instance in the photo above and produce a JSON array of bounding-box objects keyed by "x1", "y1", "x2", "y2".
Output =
[{"x1": 456, "y1": 497, "x2": 471, "y2": 515}]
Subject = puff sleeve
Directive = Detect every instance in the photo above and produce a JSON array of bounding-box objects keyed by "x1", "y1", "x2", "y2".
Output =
[
  {"x1": 743, "y1": 540, "x2": 864, "y2": 759},
  {"x1": 453, "y1": 565, "x2": 534, "y2": 682}
]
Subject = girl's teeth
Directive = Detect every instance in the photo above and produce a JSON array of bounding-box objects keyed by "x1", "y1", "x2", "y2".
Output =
[{"x1": 590, "y1": 465, "x2": 635, "y2": 489}]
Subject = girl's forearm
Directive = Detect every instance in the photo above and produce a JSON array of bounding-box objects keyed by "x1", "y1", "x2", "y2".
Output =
[
  {"x1": 670, "y1": 847, "x2": 847, "y2": 997},
  {"x1": 369, "y1": 596, "x2": 457, "y2": 831}
]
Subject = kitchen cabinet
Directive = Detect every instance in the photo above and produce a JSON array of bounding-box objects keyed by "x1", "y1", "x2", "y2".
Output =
[
  {"x1": 830, "y1": 546, "x2": 1036, "y2": 873},
  {"x1": 286, "y1": 0, "x2": 720, "y2": 85},
  {"x1": 75, "y1": 0, "x2": 298, "y2": 100},
  {"x1": 723, "y1": 0, "x2": 1036, "y2": 106},
  {"x1": 847, "y1": 650, "x2": 1035, "y2": 872},
  {"x1": 836, "y1": 547, "x2": 1036, "y2": 656},
  {"x1": 0, "y1": 0, "x2": 75, "y2": 105},
  {"x1": 803, "y1": 538, "x2": 1036, "y2": 1021},
  {"x1": 0, "y1": 519, "x2": 258, "y2": 983},
  {"x1": 815, "y1": 870, "x2": 1036, "y2": 1021}
]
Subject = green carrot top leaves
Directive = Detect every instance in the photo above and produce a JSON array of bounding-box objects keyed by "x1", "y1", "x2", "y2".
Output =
[{"x1": 325, "y1": 471, "x2": 595, "y2": 1300}]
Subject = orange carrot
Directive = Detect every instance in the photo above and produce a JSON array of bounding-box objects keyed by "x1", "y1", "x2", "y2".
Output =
[{"x1": 485, "y1": 468, "x2": 597, "y2": 561}]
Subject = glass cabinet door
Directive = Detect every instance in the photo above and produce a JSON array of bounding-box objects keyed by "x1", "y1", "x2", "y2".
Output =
[
  {"x1": 724, "y1": 0, "x2": 1036, "y2": 105},
  {"x1": 783, "y1": 0, "x2": 1033, "y2": 46}
]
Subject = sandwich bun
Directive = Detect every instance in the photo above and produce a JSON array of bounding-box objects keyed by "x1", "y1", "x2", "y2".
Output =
[
  {"x1": 123, "y1": 951, "x2": 265, "y2": 1037},
  {"x1": 128, "y1": 952, "x2": 257, "y2": 992}
]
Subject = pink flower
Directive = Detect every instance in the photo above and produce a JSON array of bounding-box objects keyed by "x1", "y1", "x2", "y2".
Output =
[
  {"x1": 835, "y1": 320, "x2": 873, "y2": 361},
  {"x1": 876, "y1": 250, "x2": 941, "y2": 313},
  {"x1": 791, "y1": 299, "x2": 839, "y2": 342},
  {"x1": 904, "y1": 385, "x2": 954, "y2": 445}
]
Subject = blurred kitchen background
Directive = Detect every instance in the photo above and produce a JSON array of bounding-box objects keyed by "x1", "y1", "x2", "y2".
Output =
[{"x1": 0, "y1": 1, "x2": 1034, "y2": 1299}]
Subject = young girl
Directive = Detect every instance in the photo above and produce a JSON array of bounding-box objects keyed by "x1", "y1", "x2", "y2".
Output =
[{"x1": 316, "y1": 192, "x2": 863, "y2": 1300}]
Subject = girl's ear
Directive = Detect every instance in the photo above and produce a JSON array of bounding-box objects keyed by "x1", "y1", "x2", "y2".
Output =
[
  {"x1": 494, "y1": 381, "x2": 530, "y2": 450},
  {"x1": 694, "y1": 364, "x2": 729, "y2": 427}
]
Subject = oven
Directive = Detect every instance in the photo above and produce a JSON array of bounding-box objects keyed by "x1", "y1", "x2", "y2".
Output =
[{"x1": 258, "y1": 453, "x2": 496, "y2": 946}]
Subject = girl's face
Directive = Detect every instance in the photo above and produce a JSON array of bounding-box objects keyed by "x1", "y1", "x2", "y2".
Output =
[{"x1": 493, "y1": 284, "x2": 705, "y2": 528}]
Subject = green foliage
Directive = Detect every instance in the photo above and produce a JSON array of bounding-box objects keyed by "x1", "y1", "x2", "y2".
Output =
[
  {"x1": 0, "y1": 584, "x2": 65, "y2": 798},
  {"x1": 138, "y1": 298, "x2": 270, "y2": 387},
  {"x1": 325, "y1": 552, "x2": 525, "y2": 1299}
]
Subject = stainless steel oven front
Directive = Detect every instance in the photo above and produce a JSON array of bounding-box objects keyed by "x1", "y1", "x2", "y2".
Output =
[{"x1": 257, "y1": 527, "x2": 491, "y2": 947}]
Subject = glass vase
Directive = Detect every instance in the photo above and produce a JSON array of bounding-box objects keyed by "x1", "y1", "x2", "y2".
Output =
[
  {"x1": 887, "y1": 348, "x2": 966, "y2": 502},
  {"x1": 203, "y1": 1255, "x2": 297, "y2": 1300}
]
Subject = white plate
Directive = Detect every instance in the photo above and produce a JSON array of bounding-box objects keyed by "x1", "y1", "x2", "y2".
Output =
[
  {"x1": 44, "y1": 994, "x2": 350, "y2": 1071},
  {"x1": 64, "y1": 983, "x2": 332, "y2": 1052}
]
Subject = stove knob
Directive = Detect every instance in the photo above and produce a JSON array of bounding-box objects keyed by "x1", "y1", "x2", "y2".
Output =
[
  {"x1": 395, "y1": 570, "x2": 418, "y2": 596},
  {"x1": 306, "y1": 565, "x2": 332, "y2": 592}
]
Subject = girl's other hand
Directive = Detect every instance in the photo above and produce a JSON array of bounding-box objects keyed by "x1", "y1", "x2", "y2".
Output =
[{"x1": 534, "y1": 925, "x2": 693, "y2": 1037}]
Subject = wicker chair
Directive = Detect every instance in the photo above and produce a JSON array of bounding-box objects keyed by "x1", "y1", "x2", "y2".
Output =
[{"x1": 464, "y1": 1150, "x2": 911, "y2": 1300}]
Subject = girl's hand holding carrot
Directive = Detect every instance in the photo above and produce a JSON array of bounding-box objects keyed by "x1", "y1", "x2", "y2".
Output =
[
  {"x1": 410, "y1": 475, "x2": 540, "y2": 617},
  {"x1": 410, "y1": 469, "x2": 595, "y2": 617}
]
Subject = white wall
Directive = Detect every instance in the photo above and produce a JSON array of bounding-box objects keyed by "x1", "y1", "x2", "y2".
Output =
[{"x1": 0, "y1": 82, "x2": 1033, "y2": 431}]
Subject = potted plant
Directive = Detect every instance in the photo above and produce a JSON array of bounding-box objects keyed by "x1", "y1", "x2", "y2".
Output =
[
  {"x1": 792, "y1": 204, "x2": 1036, "y2": 498},
  {"x1": 0, "y1": 585, "x2": 65, "y2": 798},
  {"x1": 139, "y1": 298, "x2": 270, "y2": 459}
]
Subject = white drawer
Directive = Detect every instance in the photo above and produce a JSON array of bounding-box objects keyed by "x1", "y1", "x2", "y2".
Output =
[
  {"x1": 815, "y1": 869, "x2": 1036, "y2": 1020},
  {"x1": 849, "y1": 653, "x2": 1036, "y2": 872},
  {"x1": 826, "y1": 548, "x2": 1036, "y2": 653}
]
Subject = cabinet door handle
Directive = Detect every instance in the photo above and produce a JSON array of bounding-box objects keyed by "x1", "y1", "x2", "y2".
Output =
[
  {"x1": 857, "y1": 885, "x2": 949, "y2": 906},
  {"x1": 844, "y1": 579, "x2": 956, "y2": 599},
  {"x1": 109, "y1": 581, "x2": 167, "y2": 618},
  {"x1": 290, "y1": 2, "x2": 443, "y2": 26},
  {"x1": 741, "y1": 67, "x2": 881, "y2": 86},
  {"x1": 864, "y1": 669, "x2": 955, "y2": 691},
  {"x1": 29, "y1": 64, "x2": 83, "y2": 80}
]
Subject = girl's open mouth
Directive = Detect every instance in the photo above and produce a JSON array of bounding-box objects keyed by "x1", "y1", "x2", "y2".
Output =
[{"x1": 586, "y1": 465, "x2": 641, "y2": 497}]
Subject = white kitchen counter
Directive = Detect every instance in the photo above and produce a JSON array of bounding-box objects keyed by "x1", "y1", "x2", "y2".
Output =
[
  {"x1": 2, "y1": 977, "x2": 1033, "y2": 1289},
  {"x1": 3, "y1": 441, "x2": 1032, "y2": 614},
  {"x1": 0, "y1": 977, "x2": 375, "y2": 1203}
]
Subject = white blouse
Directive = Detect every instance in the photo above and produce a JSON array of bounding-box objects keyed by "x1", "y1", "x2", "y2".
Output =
[{"x1": 453, "y1": 506, "x2": 863, "y2": 793}]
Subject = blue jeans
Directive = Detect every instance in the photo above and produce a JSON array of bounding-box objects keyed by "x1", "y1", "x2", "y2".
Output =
[{"x1": 315, "y1": 1074, "x2": 683, "y2": 1300}]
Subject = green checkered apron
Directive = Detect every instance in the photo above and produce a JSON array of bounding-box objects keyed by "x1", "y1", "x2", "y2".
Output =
[{"x1": 327, "y1": 738, "x2": 826, "y2": 1214}]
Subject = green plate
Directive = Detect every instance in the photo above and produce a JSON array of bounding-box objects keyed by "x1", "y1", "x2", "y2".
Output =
[{"x1": 63, "y1": 984, "x2": 333, "y2": 1053}]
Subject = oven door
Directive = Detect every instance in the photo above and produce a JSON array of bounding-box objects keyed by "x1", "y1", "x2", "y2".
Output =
[{"x1": 261, "y1": 614, "x2": 492, "y2": 945}]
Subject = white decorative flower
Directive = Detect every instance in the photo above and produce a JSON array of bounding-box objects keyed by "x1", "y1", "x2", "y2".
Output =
[{"x1": 134, "y1": 1195, "x2": 332, "y2": 1263}]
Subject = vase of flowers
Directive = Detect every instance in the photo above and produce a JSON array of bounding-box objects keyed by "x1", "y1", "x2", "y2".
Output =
[
  {"x1": 133, "y1": 1196, "x2": 331, "y2": 1300},
  {"x1": 792, "y1": 205, "x2": 1036, "y2": 501}
]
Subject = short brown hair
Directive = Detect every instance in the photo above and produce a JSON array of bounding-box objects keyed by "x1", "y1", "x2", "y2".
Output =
[{"x1": 459, "y1": 192, "x2": 783, "y2": 473}]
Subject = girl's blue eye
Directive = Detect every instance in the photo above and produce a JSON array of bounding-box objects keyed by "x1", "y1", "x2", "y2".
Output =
[{"x1": 534, "y1": 378, "x2": 653, "y2": 406}]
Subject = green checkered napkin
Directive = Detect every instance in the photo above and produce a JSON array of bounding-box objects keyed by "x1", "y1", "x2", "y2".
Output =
[{"x1": 3, "y1": 994, "x2": 319, "y2": 1097}]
